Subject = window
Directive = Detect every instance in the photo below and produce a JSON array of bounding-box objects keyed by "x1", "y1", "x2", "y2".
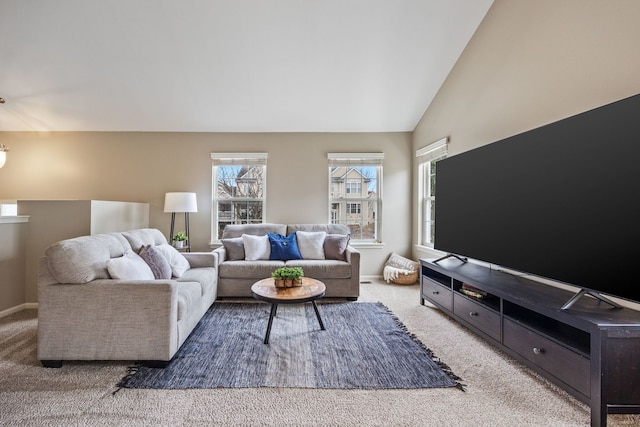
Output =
[
  {"x1": 346, "y1": 203, "x2": 361, "y2": 214},
  {"x1": 211, "y1": 153, "x2": 267, "y2": 240},
  {"x1": 417, "y1": 138, "x2": 448, "y2": 247},
  {"x1": 345, "y1": 181, "x2": 361, "y2": 194},
  {"x1": 328, "y1": 153, "x2": 383, "y2": 242}
]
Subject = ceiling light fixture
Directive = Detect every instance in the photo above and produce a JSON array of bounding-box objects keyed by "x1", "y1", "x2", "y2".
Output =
[
  {"x1": 0, "y1": 97, "x2": 7, "y2": 167},
  {"x1": 0, "y1": 145, "x2": 8, "y2": 168}
]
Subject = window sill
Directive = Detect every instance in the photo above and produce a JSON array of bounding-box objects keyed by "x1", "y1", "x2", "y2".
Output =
[
  {"x1": 414, "y1": 244, "x2": 444, "y2": 258},
  {"x1": 350, "y1": 241, "x2": 385, "y2": 249}
]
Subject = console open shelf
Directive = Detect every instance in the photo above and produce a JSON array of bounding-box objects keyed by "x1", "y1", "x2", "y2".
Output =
[{"x1": 420, "y1": 258, "x2": 640, "y2": 427}]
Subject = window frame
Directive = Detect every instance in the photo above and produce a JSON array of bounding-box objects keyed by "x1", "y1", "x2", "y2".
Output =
[
  {"x1": 328, "y1": 152, "x2": 384, "y2": 243},
  {"x1": 417, "y1": 138, "x2": 448, "y2": 248},
  {"x1": 211, "y1": 152, "x2": 268, "y2": 242}
]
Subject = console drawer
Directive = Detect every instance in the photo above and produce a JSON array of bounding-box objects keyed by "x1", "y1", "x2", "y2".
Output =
[
  {"x1": 453, "y1": 293, "x2": 501, "y2": 341},
  {"x1": 422, "y1": 277, "x2": 452, "y2": 311},
  {"x1": 504, "y1": 318, "x2": 590, "y2": 397}
]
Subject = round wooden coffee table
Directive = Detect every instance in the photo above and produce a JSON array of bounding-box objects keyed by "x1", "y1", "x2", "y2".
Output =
[{"x1": 251, "y1": 277, "x2": 326, "y2": 344}]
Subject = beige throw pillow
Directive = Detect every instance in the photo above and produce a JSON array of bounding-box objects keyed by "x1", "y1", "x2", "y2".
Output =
[
  {"x1": 296, "y1": 231, "x2": 326, "y2": 260},
  {"x1": 242, "y1": 234, "x2": 271, "y2": 260}
]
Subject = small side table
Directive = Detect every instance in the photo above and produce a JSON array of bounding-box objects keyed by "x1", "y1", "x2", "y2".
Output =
[{"x1": 251, "y1": 277, "x2": 326, "y2": 344}]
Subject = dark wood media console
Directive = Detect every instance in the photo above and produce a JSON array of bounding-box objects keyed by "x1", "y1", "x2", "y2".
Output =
[{"x1": 420, "y1": 258, "x2": 640, "y2": 427}]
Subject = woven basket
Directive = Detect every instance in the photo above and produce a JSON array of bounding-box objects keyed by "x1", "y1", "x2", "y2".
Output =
[
  {"x1": 384, "y1": 253, "x2": 419, "y2": 285},
  {"x1": 391, "y1": 270, "x2": 418, "y2": 285}
]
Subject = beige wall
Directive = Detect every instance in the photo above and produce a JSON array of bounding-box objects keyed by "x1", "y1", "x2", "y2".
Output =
[
  {"x1": 413, "y1": 0, "x2": 640, "y2": 259},
  {"x1": 0, "y1": 131, "x2": 413, "y2": 279}
]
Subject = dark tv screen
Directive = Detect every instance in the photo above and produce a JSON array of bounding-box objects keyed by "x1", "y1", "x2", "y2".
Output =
[{"x1": 434, "y1": 93, "x2": 640, "y2": 304}]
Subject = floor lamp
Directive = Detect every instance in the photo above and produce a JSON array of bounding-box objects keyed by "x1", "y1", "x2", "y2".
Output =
[{"x1": 164, "y1": 192, "x2": 198, "y2": 252}]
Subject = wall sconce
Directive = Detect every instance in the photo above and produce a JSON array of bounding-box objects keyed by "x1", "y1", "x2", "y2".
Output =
[
  {"x1": 0, "y1": 144, "x2": 8, "y2": 168},
  {"x1": 164, "y1": 192, "x2": 198, "y2": 251},
  {"x1": 0, "y1": 97, "x2": 7, "y2": 168}
]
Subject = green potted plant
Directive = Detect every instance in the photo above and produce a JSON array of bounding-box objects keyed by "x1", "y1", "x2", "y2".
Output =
[
  {"x1": 173, "y1": 231, "x2": 188, "y2": 248},
  {"x1": 271, "y1": 267, "x2": 304, "y2": 288}
]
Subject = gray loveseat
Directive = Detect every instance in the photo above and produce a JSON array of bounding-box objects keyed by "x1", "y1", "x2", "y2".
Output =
[
  {"x1": 37, "y1": 228, "x2": 217, "y2": 368},
  {"x1": 214, "y1": 223, "x2": 360, "y2": 299}
]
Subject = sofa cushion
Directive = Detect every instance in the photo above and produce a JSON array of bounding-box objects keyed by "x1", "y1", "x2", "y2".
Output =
[
  {"x1": 121, "y1": 228, "x2": 169, "y2": 252},
  {"x1": 324, "y1": 234, "x2": 350, "y2": 261},
  {"x1": 286, "y1": 223, "x2": 351, "y2": 235},
  {"x1": 296, "y1": 231, "x2": 326, "y2": 260},
  {"x1": 268, "y1": 233, "x2": 302, "y2": 261},
  {"x1": 219, "y1": 260, "x2": 285, "y2": 279},
  {"x1": 45, "y1": 233, "x2": 131, "y2": 284},
  {"x1": 242, "y1": 234, "x2": 271, "y2": 260},
  {"x1": 222, "y1": 223, "x2": 287, "y2": 239},
  {"x1": 285, "y1": 259, "x2": 352, "y2": 279},
  {"x1": 155, "y1": 244, "x2": 191, "y2": 278},
  {"x1": 139, "y1": 244, "x2": 172, "y2": 279},
  {"x1": 107, "y1": 250, "x2": 155, "y2": 280},
  {"x1": 222, "y1": 237, "x2": 245, "y2": 260},
  {"x1": 177, "y1": 267, "x2": 217, "y2": 297},
  {"x1": 176, "y1": 281, "x2": 202, "y2": 322}
]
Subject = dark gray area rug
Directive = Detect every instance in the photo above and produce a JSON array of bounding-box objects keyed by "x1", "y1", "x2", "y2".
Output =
[{"x1": 118, "y1": 302, "x2": 463, "y2": 390}]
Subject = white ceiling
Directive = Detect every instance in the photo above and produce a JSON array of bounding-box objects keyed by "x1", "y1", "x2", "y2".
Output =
[{"x1": 0, "y1": 0, "x2": 493, "y2": 132}]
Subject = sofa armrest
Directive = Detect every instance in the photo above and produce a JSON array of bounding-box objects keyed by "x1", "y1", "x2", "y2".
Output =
[
  {"x1": 38, "y1": 279, "x2": 180, "y2": 361},
  {"x1": 345, "y1": 245, "x2": 361, "y2": 285},
  {"x1": 345, "y1": 245, "x2": 360, "y2": 264},
  {"x1": 182, "y1": 251, "x2": 217, "y2": 268},
  {"x1": 213, "y1": 246, "x2": 227, "y2": 266}
]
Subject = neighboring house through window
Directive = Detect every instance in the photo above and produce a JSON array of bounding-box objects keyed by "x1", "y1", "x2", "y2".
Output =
[
  {"x1": 328, "y1": 153, "x2": 383, "y2": 242},
  {"x1": 211, "y1": 153, "x2": 267, "y2": 241},
  {"x1": 417, "y1": 138, "x2": 448, "y2": 248}
]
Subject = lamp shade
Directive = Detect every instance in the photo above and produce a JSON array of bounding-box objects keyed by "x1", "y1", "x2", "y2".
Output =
[{"x1": 164, "y1": 192, "x2": 197, "y2": 213}]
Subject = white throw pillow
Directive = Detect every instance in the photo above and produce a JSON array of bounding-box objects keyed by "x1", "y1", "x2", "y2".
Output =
[
  {"x1": 107, "y1": 250, "x2": 155, "y2": 280},
  {"x1": 242, "y1": 234, "x2": 271, "y2": 260},
  {"x1": 296, "y1": 231, "x2": 326, "y2": 260},
  {"x1": 155, "y1": 244, "x2": 191, "y2": 278}
]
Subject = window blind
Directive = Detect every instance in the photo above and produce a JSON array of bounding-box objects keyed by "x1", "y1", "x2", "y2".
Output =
[
  {"x1": 327, "y1": 153, "x2": 384, "y2": 167},
  {"x1": 211, "y1": 153, "x2": 268, "y2": 166},
  {"x1": 416, "y1": 137, "x2": 448, "y2": 163}
]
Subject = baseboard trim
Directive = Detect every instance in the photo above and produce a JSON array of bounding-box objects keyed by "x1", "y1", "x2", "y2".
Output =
[{"x1": 0, "y1": 303, "x2": 38, "y2": 319}]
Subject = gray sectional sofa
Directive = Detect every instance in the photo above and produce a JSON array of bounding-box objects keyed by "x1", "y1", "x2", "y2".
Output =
[
  {"x1": 37, "y1": 228, "x2": 217, "y2": 368},
  {"x1": 214, "y1": 223, "x2": 360, "y2": 299}
]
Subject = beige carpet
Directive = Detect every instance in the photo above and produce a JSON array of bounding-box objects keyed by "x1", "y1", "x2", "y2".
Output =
[{"x1": 1, "y1": 278, "x2": 638, "y2": 427}]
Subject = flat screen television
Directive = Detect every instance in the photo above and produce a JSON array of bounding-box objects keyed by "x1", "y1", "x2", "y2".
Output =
[{"x1": 434, "y1": 93, "x2": 640, "y2": 308}]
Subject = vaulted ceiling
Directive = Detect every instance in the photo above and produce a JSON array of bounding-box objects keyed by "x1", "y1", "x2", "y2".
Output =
[{"x1": 0, "y1": 0, "x2": 493, "y2": 132}]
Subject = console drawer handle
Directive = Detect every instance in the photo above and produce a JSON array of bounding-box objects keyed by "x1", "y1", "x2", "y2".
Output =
[
  {"x1": 469, "y1": 312, "x2": 478, "y2": 317},
  {"x1": 533, "y1": 347, "x2": 545, "y2": 355},
  {"x1": 433, "y1": 291, "x2": 440, "y2": 295}
]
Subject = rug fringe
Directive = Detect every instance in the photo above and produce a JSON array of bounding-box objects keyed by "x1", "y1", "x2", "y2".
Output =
[
  {"x1": 113, "y1": 365, "x2": 140, "y2": 395},
  {"x1": 377, "y1": 302, "x2": 466, "y2": 392}
]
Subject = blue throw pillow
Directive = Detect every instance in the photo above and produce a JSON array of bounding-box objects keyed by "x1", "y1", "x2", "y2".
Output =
[{"x1": 268, "y1": 233, "x2": 302, "y2": 261}]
